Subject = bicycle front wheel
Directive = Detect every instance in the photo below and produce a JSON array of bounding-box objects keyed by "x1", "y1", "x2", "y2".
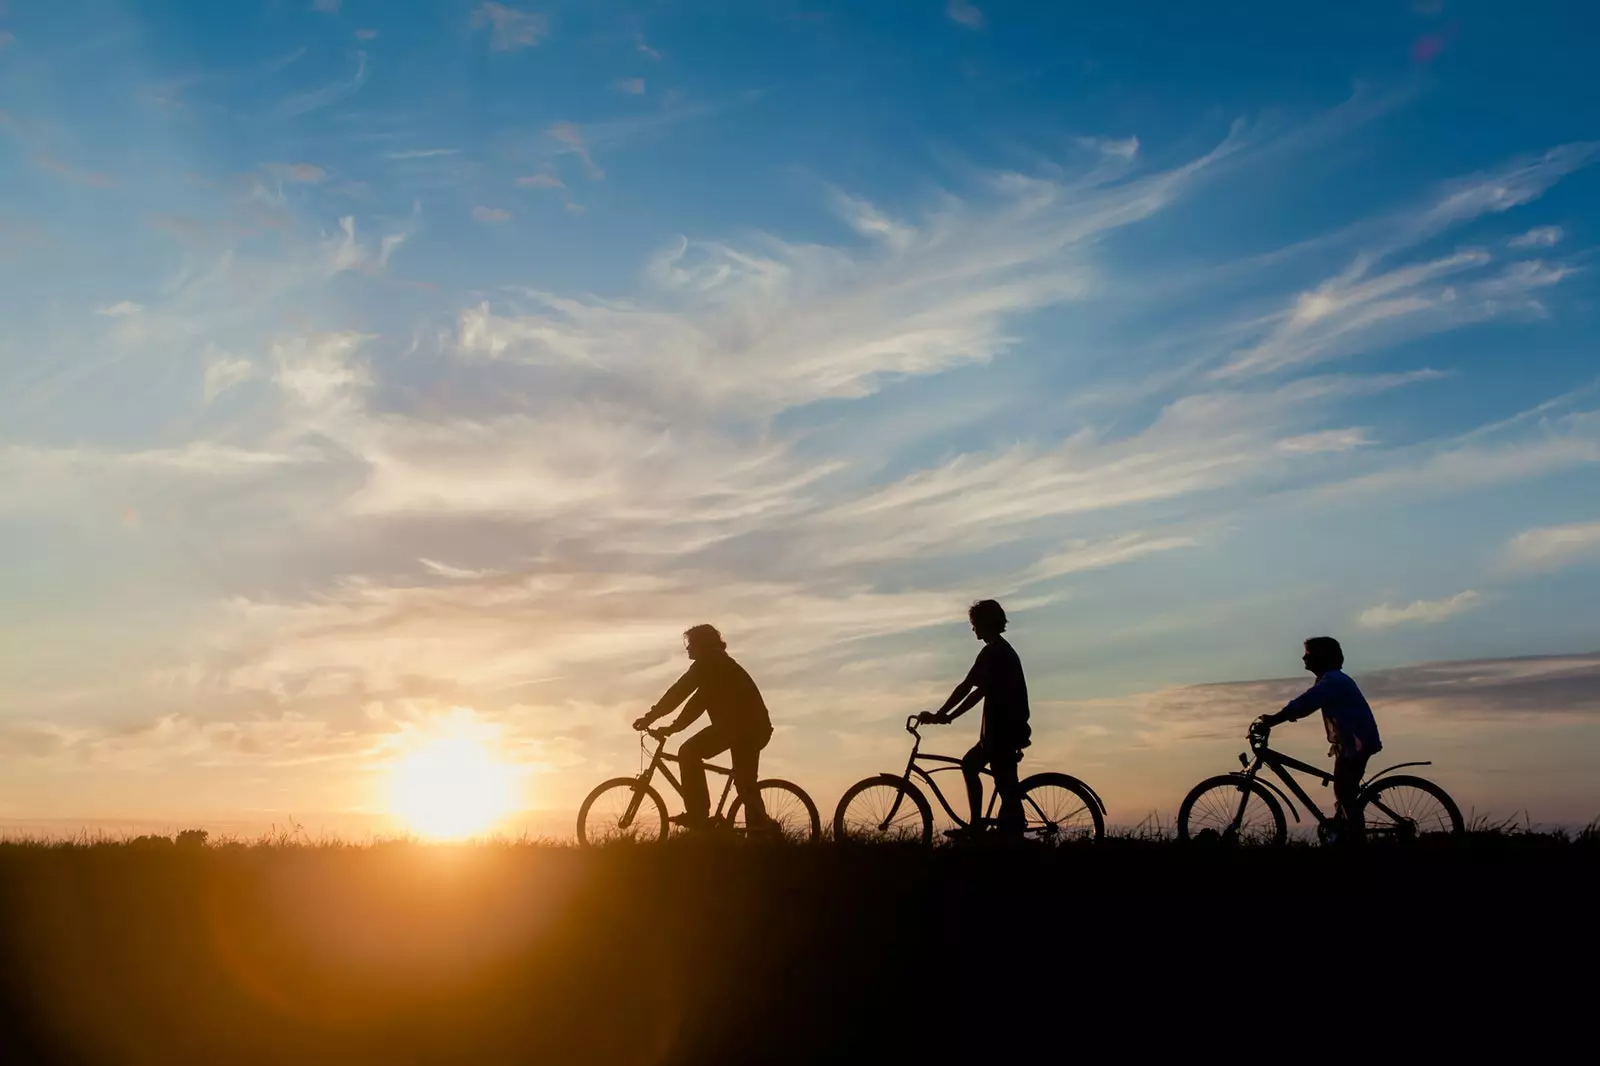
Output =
[
  {"x1": 1357, "y1": 775, "x2": 1463, "y2": 841},
  {"x1": 832, "y1": 775, "x2": 933, "y2": 845},
  {"x1": 1178, "y1": 775, "x2": 1287, "y2": 846},
  {"x1": 577, "y1": 778, "x2": 668, "y2": 845},
  {"x1": 729, "y1": 779, "x2": 822, "y2": 842},
  {"x1": 1018, "y1": 773, "x2": 1105, "y2": 843}
]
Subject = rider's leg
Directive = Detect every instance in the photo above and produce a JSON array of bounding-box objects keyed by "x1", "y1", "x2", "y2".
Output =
[
  {"x1": 677, "y1": 725, "x2": 731, "y2": 825},
  {"x1": 991, "y1": 749, "x2": 1023, "y2": 836},
  {"x1": 1332, "y1": 752, "x2": 1370, "y2": 845},
  {"x1": 730, "y1": 729, "x2": 770, "y2": 825},
  {"x1": 959, "y1": 743, "x2": 987, "y2": 826}
]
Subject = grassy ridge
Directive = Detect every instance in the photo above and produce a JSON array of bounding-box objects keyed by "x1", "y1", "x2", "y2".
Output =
[{"x1": 1, "y1": 833, "x2": 1594, "y2": 1063}]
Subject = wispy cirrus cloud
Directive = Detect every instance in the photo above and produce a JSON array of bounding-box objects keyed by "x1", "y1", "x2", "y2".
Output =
[
  {"x1": 203, "y1": 352, "x2": 256, "y2": 403},
  {"x1": 267, "y1": 162, "x2": 328, "y2": 183},
  {"x1": 471, "y1": 204, "x2": 513, "y2": 223},
  {"x1": 385, "y1": 148, "x2": 459, "y2": 160},
  {"x1": 547, "y1": 122, "x2": 604, "y2": 179},
  {"x1": 1358, "y1": 590, "x2": 1483, "y2": 629},
  {"x1": 515, "y1": 171, "x2": 564, "y2": 189},
  {"x1": 472, "y1": 3, "x2": 547, "y2": 52},
  {"x1": 947, "y1": 1, "x2": 986, "y2": 30},
  {"x1": 274, "y1": 52, "x2": 368, "y2": 119},
  {"x1": 458, "y1": 130, "x2": 1237, "y2": 412},
  {"x1": 1510, "y1": 225, "x2": 1564, "y2": 248},
  {"x1": 1217, "y1": 142, "x2": 1596, "y2": 379},
  {"x1": 1505, "y1": 520, "x2": 1600, "y2": 573}
]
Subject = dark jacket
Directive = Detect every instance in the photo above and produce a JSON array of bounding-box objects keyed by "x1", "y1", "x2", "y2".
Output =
[{"x1": 650, "y1": 651, "x2": 773, "y2": 738}]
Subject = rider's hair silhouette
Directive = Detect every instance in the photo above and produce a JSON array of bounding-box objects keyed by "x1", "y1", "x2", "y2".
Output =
[
  {"x1": 684, "y1": 624, "x2": 727, "y2": 655},
  {"x1": 968, "y1": 599, "x2": 1007, "y2": 635},
  {"x1": 1303, "y1": 635, "x2": 1343, "y2": 669}
]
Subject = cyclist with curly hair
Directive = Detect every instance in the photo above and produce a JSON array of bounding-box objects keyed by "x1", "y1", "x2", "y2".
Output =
[{"x1": 634, "y1": 624, "x2": 774, "y2": 830}]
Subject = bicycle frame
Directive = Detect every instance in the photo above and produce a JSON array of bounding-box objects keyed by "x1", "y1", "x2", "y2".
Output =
[
  {"x1": 1233, "y1": 734, "x2": 1436, "y2": 830},
  {"x1": 619, "y1": 733, "x2": 741, "y2": 827},
  {"x1": 877, "y1": 716, "x2": 1108, "y2": 830}
]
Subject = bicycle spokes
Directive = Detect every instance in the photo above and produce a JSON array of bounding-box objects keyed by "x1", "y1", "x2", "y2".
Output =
[
  {"x1": 847, "y1": 783, "x2": 923, "y2": 840},
  {"x1": 1021, "y1": 784, "x2": 1094, "y2": 842},
  {"x1": 1364, "y1": 783, "x2": 1455, "y2": 838},
  {"x1": 1188, "y1": 782, "x2": 1279, "y2": 845}
]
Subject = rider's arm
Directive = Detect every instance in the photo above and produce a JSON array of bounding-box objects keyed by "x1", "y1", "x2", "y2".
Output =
[
  {"x1": 641, "y1": 664, "x2": 701, "y2": 727},
  {"x1": 1262, "y1": 681, "x2": 1325, "y2": 727},
  {"x1": 935, "y1": 650, "x2": 988, "y2": 722},
  {"x1": 658, "y1": 692, "x2": 708, "y2": 734}
]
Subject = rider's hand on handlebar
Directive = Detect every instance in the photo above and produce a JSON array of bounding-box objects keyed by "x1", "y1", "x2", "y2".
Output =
[
  {"x1": 917, "y1": 711, "x2": 949, "y2": 725},
  {"x1": 646, "y1": 726, "x2": 670, "y2": 741},
  {"x1": 631, "y1": 716, "x2": 652, "y2": 732}
]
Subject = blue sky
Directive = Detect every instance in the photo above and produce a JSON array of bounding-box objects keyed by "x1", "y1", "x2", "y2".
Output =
[{"x1": 2, "y1": 1, "x2": 1598, "y2": 834}]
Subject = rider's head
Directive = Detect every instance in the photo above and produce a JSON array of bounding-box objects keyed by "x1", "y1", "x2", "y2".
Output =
[
  {"x1": 968, "y1": 599, "x2": 1007, "y2": 641},
  {"x1": 683, "y1": 623, "x2": 726, "y2": 660},
  {"x1": 1302, "y1": 636, "x2": 1343, "y2": 676}
]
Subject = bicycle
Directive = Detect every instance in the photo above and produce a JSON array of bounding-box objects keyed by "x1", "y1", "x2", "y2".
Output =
[
  {"x1": 577, "y1": 728, "x2": 821, "y2": 844},
  {"x1": 1177, "y1": 718, "x2": 1464, "y2": 846},
  {"x1": 832, "y1": 715, "x2": 1106, "y2": 845}
]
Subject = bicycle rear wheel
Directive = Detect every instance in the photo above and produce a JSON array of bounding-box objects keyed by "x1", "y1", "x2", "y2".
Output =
[
  {"x1": 1178, "y1": 775, "x2": 1287, "y2": 846},
  {"x1": 577, "y1": 778, "x2": 668, "y2": 845},
  {"x1": 1018, "y1": 773, "x2": 1104, "y2": 843},
  {"x1": 1357, "y1": 775, "x2": 1463, "y2": 841},
  {"x1": 729, "y1": 779, "x2": 822, "y2": 842},
  {"x1": 832, "y1": 775, "x2": 934, "y2": 845}
]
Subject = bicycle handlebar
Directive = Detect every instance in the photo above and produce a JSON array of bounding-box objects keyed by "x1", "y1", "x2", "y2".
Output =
[{"x1": 905, "y1": 715, "x2": 921, "y2": 735}]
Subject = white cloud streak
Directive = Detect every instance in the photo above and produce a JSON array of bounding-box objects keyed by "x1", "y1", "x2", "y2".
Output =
[
  {"x1": 1358, "y1": 590, "x2": 1483, "y2": 629},
  {"x1": 1510, "y1": 225, "x2": 1564, "y2": 249},
  {"x1": 472, "y1": 3, "x2": 547, "y2": 52},
  {"x1": 1505, "y1": 520, "x2": 1600, "y2": 573},
  {"x1": 947, "y1": 0, "x2": 986, "y2": 30},
  {"x1": 1217, "y1": 142, "x2": 1596, "y2": 379},
  {"x1": 275, "y1": 52, "x2": 368, "y2": 119},
  {"x1": 203, "y1": 353, "x2": 256, "y2": 403},
  {"x1": 457, "y1": 132, "x2": 1237, "y2": 412}
]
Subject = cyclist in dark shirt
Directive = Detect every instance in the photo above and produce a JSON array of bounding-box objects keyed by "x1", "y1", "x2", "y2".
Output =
[
  {"x1": 919, "y1": 600, "x2": 1031, "y2": 838},
  {"x1": 634, "y1": 624, "x2": 773, "y2": 829}
]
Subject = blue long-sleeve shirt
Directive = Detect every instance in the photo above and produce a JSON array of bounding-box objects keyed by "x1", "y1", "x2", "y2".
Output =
[{"x1": 1279, "y1": 669, "x2": 1383, "y2": 758}]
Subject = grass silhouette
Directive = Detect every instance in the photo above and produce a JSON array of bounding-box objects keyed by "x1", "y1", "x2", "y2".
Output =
[{"x1": 1, "y1": 829, "x2": 1594, "y2": 1062}]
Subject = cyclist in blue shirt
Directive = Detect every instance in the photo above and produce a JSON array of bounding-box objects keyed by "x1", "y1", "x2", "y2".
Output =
[{"x1": 1258, "y1": 636, "x2": 1382, "y2": 843}]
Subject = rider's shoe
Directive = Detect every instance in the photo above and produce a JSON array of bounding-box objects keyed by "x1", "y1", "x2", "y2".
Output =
[
  {"x1": 943, "y1": 824, "x2": 987, "y2": 842},
  {"x1": 669, "y1": 813, "x2": 711, "y2": 831}
]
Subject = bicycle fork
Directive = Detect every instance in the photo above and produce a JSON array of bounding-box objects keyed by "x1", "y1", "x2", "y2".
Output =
[
  {"x1": 877, "y1": 784, "x2": 910, "y2": 832},
  {"x1": 1227, "y1": 769, "x2": 1259, "y2": 840},
  {"x1": 618, "y1": 777, "x2": 649, "y2": 830}
]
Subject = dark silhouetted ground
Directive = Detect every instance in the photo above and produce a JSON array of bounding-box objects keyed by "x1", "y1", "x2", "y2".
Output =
[{"x1": 1, "y1": 832, "x2": 1594, "y2": 1063}]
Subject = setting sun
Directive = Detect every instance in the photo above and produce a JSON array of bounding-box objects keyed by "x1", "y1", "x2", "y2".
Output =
[{"x1": 389, "y1": 735, "x2": 521, "y2": 840}]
